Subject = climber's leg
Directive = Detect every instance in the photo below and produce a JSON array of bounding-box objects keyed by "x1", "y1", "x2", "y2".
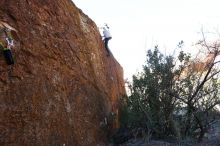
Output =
[
  {"x1": 104, "y1": 37, "x2": 112, "y2": 56},
  {"x1": 3, "y1": 49, "x2": 14, "y2": 65}
]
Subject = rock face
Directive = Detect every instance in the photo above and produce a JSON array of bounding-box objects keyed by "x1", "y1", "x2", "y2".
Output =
[{"x1": 0, "y1": 0, "x2": 125, "y2": 145}]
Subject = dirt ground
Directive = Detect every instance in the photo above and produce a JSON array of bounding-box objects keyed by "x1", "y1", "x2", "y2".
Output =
[{"x1": 119, "y1": 119, "x2": 220, "y2": 146}]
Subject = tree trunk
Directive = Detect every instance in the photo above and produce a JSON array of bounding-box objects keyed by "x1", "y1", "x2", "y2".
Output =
[
  {"x1": 194, "y1": 115, "x2": 205, "y2": 142},
  {"x1": 184, "y1": 109, "x2": 193, "y2": 137}
]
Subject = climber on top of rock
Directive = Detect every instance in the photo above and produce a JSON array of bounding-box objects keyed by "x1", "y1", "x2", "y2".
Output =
[
  {"x1": 0, "y1": 21, "x2": 16, "y2": 65},
  {"x1": 100, "y1": 23, "x2": 112, "y2": 56}
]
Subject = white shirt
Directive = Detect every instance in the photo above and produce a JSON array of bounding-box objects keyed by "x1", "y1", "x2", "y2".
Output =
[
  {"x1": 6, "y1": 37, "x2": 14, "y2": 49},
  {"x1": 103, "y1": 27, "x2": 112, "y2": 38}
]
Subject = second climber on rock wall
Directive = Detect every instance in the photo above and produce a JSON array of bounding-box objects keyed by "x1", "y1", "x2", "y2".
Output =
[
  {"x1": 101, "y1": 23, "x2": 112, "y2": 56},
  {"x1": 0, "y1": 21, "x2": 16, "y2": 65}
]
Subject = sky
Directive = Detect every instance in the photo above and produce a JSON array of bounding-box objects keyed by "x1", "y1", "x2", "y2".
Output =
[{"x1": 72, "y1": 0, "x2": 220, "y2": 80}]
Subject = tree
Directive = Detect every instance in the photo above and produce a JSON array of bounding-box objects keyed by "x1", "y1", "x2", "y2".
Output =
[
  {"x1": 125, "y1": 46, "x2": 181, "y2": 139},
  {"x1": 175, "y1": 39, "x2": 220, "y2": 142},
  {"x1": 123, "y1": 41, "x2": 220, "y2": 142}
]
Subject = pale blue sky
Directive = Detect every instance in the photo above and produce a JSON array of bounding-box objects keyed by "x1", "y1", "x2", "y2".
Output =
[{"x1": 73, "y1": 0, "x2": 220, "y2": 80}]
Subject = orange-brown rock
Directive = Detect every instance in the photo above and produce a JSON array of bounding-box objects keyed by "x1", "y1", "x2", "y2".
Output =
[
  {"x1": 0, "y1": 0, "x2": 125, "y2": 145},
  {"x1": 182, "y1": 51, "x2": 220, "y2": 76}
]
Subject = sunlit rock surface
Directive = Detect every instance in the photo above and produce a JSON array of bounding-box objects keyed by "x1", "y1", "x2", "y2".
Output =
[{"x1": 0, "y1": 0, "x2": 125, "y2": 145}]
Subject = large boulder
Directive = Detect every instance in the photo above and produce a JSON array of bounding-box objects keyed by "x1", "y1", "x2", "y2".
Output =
[{"x1": 0, "y1": 0, "x2": 125, "y2": 145}]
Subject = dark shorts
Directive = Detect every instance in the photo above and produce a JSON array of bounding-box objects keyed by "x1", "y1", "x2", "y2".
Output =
[{"x1": 3, "y1": 49, "x2": 14, "y2": 65}]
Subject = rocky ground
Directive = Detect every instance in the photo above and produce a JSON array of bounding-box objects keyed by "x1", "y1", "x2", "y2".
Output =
[
  {"x1": 119, "y1": 138, "x2": 220, "y2": 146},
  {"x1": 117, "y1": 119, "x2": 220, "y2": 146}
]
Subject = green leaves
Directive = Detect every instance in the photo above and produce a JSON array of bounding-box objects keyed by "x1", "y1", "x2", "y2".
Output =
[{"x1": 122, "y1": 44, "x2": 220, "y2": 141}]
